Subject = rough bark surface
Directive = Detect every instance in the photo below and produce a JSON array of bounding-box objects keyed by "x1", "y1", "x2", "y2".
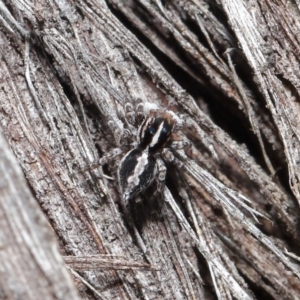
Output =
[
  {"x1": 1, "y1": 0, "x2": 300, "y2": 299},
  {"x1": 0, "y1": 132, "x2": 80, "y2": 299}
]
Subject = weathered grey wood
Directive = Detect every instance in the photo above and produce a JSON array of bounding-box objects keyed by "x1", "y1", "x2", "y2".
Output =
[
  {"x1": 0, "y1": 132, "x2": 80, "y2": 300},
  {"x1": 0, "y1": 0, "x2": 300, "y2": 299}
]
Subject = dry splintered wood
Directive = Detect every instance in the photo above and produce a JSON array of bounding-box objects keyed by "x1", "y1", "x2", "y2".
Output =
[{"x1": 0, "y1": 0, "x2": 300, "y2": 299}]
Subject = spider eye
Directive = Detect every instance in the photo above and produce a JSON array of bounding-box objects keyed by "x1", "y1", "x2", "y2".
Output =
[
  {"x1": 148, "y1": 127, "x2": 156, "y2": 135},
  {"x1": 161, "y1": 126, "x2": 168, "y2": 134}
]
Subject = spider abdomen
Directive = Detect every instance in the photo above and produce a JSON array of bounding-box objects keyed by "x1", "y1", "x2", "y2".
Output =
[{"x1": 118, "y1": 148, "x2": 157, "y2": 202}]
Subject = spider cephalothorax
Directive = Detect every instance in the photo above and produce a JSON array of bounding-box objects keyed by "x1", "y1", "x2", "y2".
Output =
[
  {"x1": 118, "y1": 106, "x2": 183, "y2": 203},
  {"x1": 138, "y1": 110, "x2": 177, "y2": 152}
]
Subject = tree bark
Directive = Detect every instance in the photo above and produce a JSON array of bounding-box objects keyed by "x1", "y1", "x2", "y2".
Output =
[
  {"x1": 0, "y1": 0, "x2": 300, "y2": 299},
  {"x1": 0, "y1": 132, "x2": 80, "y2": 299}
]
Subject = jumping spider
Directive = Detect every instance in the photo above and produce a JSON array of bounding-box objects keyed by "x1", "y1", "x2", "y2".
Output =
[{"x1": 117, "y1": 102, "x2": 188, "y2": 204}]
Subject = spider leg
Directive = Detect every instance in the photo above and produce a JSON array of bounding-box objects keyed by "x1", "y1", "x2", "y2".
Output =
[
  {"x1": 99, "y1": 147, "x2": 123, "y2": 165},
  {"x1": 169, "y1": 140, "x2": 191, "y2": 150},
  {"x1": 135, "y1": 98, "x2": 145, "y2": 124},
  {"x1": 75, "y1": 147, "x2": 123, "y2": 176},
  {"x1": 162, "y1": 148, "x2": 184, "y2": 169},
  {"x1": 156, "y1": 157, "x2": 167, "y2": 195},
  {"x1": 124, "y1": 101, "x2": 135, "y2": 125}
]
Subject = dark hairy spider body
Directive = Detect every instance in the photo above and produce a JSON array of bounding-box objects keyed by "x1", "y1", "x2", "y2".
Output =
[
  {"x1": 118, "y1": 148, "x2": 156, "y2": 201},
  {"x1": 118, "y1": 106, "x2": 184, "y2": 203}
]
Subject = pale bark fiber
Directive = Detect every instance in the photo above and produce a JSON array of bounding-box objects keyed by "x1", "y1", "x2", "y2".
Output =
[{"x1": 0, "y1": 0, "x2": 300, "y2": 299}]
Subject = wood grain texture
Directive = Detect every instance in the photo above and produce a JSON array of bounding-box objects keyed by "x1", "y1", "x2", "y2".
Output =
[
  {"x1": 0, "y1": 0, "x2": 300, "y2": 299},
  {"x1": 0, "y1": 132, "x2": 80, "y2": 300}
]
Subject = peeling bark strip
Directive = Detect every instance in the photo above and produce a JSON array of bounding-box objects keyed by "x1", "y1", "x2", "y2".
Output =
[{"x1": 0, "y1": 0, "x2": 300, "y2": 299}]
